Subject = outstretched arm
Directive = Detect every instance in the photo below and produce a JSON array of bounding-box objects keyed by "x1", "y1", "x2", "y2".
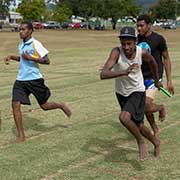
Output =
[
  {"x1": 142, "y1": 49, "x2": 160, "y2": 89},
  {"x1": 22, "y1": 51, "x2": 50, "y2": 65},
  {"x1": 100, "y1": 47, "x2": 131, "y2": 80},
  {"x1": 4, "y1": 55, "x2": 20, "y2": 65},
  {"x1": 162, "y1": 50, "x2": 174, "y2": 94}
]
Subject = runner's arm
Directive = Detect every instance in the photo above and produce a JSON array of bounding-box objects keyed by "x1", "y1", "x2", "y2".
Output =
[
  {"x1": 4, "y1": 55, "x2": 20, "y2": 65},
  {"x1": 100, "y1": 47, "x2": 131, "y2": 80},
  {"x1": 162, "y1": 50, "x2": 174, "y2": 94},
  {"x1": 142, "y1": 49, "x2": 160, "y2": 89},
  {"x1": 22, "y1": 52, "x2": 50, "y2": 65}
]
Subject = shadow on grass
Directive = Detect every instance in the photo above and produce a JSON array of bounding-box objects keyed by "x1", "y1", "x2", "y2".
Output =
[
  {"x1": 85, "y1": 119, "x2": 134, "y2": 142},
  {"x1": 81, "y1": 120, "x2": 144, "y2": 170},
  {"x1": 11, "y1": 114, "x2": 69, "y2": 137},
  {"x1": 83, "y1": 137, "x2": 143, "y2": 171}
]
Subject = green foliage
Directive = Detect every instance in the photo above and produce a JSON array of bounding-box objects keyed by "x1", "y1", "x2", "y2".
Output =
[
  {"x1": 0, "y1": 0, "x2": 14, "y2": 15},
  {"x1": 43, "y1": 9, "x2": 53, "y2": 21},
  {"x1": 64, "y1": 0, "x2": 140, "y2": 29},
  {"x1": 17, "y1": 0, "x2": 46, "y2": 21},
  {"x1": 98, "y1": 0, "x2": 140, "y2": 29},
  {"x1": 77, "y1": 0, "x2": 97, "y2": 18},
  {"x1": 53, "y1": 3, "x2": 72, "y2": 22},
  {"x1": 64, "y1": 0, "x2": 82, "y2": 17},
  {"x1": 177, "y1": 1, "x2": 180, "y2": 16},
  {"x1": 149, "y1": 0, "x2": 177, "y2": 20},
  {"x1": 126, "y1": 0, "x2": 141, "y2": 17},
  {"x1": 101, "y1": 0, "x2": 139, "y2": 19}
]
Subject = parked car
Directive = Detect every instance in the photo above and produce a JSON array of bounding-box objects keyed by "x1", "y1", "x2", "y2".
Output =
[
  {"x1": 61, "y1": 22, "x2": 69, "y2": 29},
  {"x1": 94, "y1": 24, "x2": 105, "y2": 30},
  {"x1": 45, "y1": 21, "x2": 61, "y2": 29},
  {"x1": 94, "y1": 19, "x2": 105, "y2": 30},
  {"x1": 176, "y1": 20, "x2": 180, "y2": 27},
  {"x1": 80, "y1": 22, "x2": 87, "y2": 28},
  {"x1": 42, "y1": 22, "x2": 49, "y2": 29},
  {"x1": 0, "y1": 23, "x2": 19, "y2": 32},
  {"x1": 33, "y1": 22, "x2": 44, "y2": 29},
  {"x1": 68, "y1": 22, "x2": 81, "y2": 29},
  {"x1": 162, "y1": 22, "x2": 176, "y2": 29}
]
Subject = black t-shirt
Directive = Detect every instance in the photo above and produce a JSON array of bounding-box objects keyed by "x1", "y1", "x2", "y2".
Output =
[{"x1": 138, "y1": 32, "x2": 167, "y2": 79}]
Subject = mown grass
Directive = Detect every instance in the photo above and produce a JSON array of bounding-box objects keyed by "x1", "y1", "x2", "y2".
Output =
[{"x1": 0, "y1": 28, "x2": 180, "y2": 180}]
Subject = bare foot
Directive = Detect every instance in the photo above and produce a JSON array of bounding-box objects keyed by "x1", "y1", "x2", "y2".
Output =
[
  {"x1": 159, "y1": 105, "x2": 166, "y2": 122},
  {"x1": 154, "y1": 139, "x2": 160, "y2": 158},
  {"x1": 15, "y1": 137, "x2": 26, "y2": 143},
  {"x1": 138, "y1": 143, "x2": 148, "y2": 161},
  {"x1": 61, "y1": 103, "x2": 72, "y2": 117}
]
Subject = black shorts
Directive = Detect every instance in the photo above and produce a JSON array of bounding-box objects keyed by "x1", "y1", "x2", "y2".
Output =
[
  {"x1": 12, "y1": 78, "x2": 51, "y2": 105},
  {"x1": 116, "y1": 92, "x2": 145, "y2": 123}
]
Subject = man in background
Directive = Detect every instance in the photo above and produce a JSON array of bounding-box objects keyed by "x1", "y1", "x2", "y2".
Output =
[{"x1": 137, "y1": 14, "x2": 174, "y2": 136}]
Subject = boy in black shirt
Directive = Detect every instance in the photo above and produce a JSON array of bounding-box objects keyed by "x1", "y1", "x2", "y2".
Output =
[{"x1": 137, "y1": 15, "x2": 174, "y2": 136}]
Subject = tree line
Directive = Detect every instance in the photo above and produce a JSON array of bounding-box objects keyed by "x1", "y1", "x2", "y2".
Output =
[{"x1": 0, "y1": 0, "x2": 180, "y2": 29}]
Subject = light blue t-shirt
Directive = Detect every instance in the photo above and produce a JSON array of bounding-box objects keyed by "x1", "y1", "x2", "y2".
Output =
[{"x1": 17, "y1": 37, "x2": 49, "y2": 81}]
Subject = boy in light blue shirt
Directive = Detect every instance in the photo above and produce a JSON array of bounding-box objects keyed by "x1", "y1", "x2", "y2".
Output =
[
  {"x1": 17, "y1": 36, "x2": 46, "y2": 80},
  {"x1": 4, "y1": 22, "x2": 71, "y2": 143}
]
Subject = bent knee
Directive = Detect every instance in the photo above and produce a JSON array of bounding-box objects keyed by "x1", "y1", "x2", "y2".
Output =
[
  {"x1": 145, "y1": 97, "x2": 153, "y2": 107},
  {"x1": 119, "y1": 112, "x2": 130, "y2": 124}
]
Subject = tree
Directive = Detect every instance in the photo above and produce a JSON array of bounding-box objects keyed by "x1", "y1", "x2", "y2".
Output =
[
  {"x1": 46, "y1": 0, "x2": 63, "y2": 3},
  {"x1": 176, "y1": 0, "x2": 180, "y2": 17},
  {"x1": 149, "y1": 0, "x2": 177, "y2": 20},
  {"x1": 125, "y1": 0, "x2": 141, "y2": 17},
  {"x1": 63, "y1": 0, "x2": 140, "y2": 29},
  {"x1": 0, "y1": 0, "x2": 15, "y2": 15},
  {"x1": 63, "y1": 0, "x2": 98, "y2": 29},
  {"x1": 98, "y1": 0, "x2": 140, "y2": 29},
  {"x1": 17, "y1": 0, "x2": 46, "y2": 21},
  {"x1": 53, "y1": 2, "x2": 72, "y2": 22}
]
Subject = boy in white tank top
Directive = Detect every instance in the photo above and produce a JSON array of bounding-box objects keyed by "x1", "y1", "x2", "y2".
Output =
[{"x1": 100, "y1": 26, "x2": 161, "y2": 160}]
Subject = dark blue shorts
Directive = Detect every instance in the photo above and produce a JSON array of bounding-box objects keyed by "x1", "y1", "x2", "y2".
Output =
[
  {"x1": 12, "y1": 78, "x2": 51, "y2": 105},
  {"x1": 116, "y1": 92, "x2": 146, "y2": 123}
]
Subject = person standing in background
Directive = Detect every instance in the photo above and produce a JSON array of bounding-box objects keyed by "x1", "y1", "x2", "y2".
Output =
[{"x1": 137, "y1": 14, "x2": 174, "y2": 136}]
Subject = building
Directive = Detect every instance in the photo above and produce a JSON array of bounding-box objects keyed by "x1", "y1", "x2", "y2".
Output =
[
  {"x1": 9, "y1": 11, "x2": 23, "y2": 24},
  {"x1": 0, "y1": 11, "x2": 22, "y2": 25},
  {"x1": 0, "y1": 15, "x2": 9, "y2": 24}
]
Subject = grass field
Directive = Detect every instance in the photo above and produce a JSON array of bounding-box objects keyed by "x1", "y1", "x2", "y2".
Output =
[{"x1": 0, "y1": 28, "x2": 180, "y2": 180}]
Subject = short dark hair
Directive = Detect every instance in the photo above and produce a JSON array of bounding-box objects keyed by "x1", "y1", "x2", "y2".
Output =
[
  {"x1": 21, "y1": 21, "x2": 34, "y2": 32},
  {"x1": 137, "y1": 14, "x2": 152, "y2": 24}
]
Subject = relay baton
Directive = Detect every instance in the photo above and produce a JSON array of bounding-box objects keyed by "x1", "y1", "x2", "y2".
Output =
[{"x1": 160, "y1": 87, "x2": 172, "y2": 97}]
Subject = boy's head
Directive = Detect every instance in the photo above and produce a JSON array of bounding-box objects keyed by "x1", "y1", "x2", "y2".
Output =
[
  {"x1": 19, "y1": 22, "x2": 34, "y2": 40},
  {"x1": 136, "y1": 14, "x2": 152, "y2": 36},
  {"x1": 137, "y1": 14, "x2": 152, "y2": 24},
  {"x1": 119, "y1": 26, "x2": 137, "y2": 55}
]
